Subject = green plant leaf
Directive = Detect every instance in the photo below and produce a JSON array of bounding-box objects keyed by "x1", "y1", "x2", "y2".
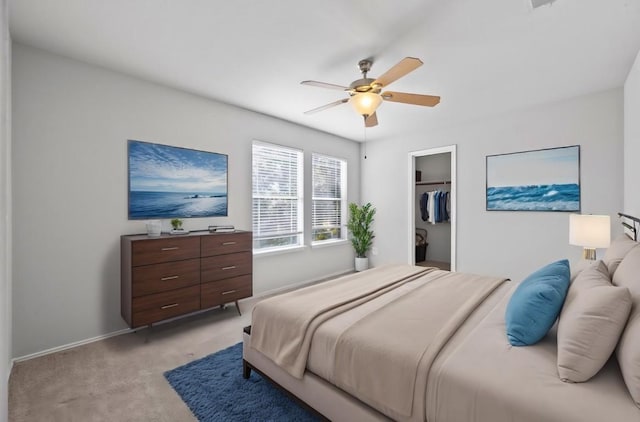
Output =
[{"x1": 347, "y1": 202, "x2": 376, "y2": 258}]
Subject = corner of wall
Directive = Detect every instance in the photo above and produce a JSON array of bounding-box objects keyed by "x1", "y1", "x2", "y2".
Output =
[
  {"x1": 624, "y1": 48, "x2": 640, "y2": 216},
  {"x1": 1, "y1": 0, "x2": 12, "y2": 419}
]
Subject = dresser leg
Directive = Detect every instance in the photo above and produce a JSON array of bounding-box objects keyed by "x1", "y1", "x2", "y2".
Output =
[{"x1": 235, "y1": 300, "x2": 242, "y2": 316}]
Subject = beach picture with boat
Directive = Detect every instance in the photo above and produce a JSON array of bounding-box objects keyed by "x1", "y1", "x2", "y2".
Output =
[
  {"x1": 128, "y1": 140, "x2": 228, "y2": 219},
  {"x1": 486, "y1": 145, "x2": 580, "y2": 212}
]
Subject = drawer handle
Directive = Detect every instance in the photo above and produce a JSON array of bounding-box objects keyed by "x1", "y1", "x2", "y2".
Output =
[
  {"x1": 222, "y1": 242, "x2": 236, "y2": 246},
  {"x1": 161, "y1": 247, "x2": 179, "y2": 251},
  {"x1": 161, "y1": 275, "x2": 179, "y2": 281},
  {"x1": 222, "y1": 265, "x2": 236, "y2": 271},
  {"x1": 222, "y1": 290, "x2": 237, "y2": 295},
  {"x1": 161, "y1": 303, "x2": 179, "y2": 309}
]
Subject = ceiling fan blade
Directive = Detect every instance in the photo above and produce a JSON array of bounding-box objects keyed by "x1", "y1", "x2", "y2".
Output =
[
  {"x1": 303, "y1": 98, "x2": 349, "y2": 115},
  {"x1": 381, "y1": 91, "x2": 440, "y2": 107},
  {"x1": 364, "y1": 112, "x2": 378, "y2": 127},
  {"x1": 301, "y1": 80, "x2": 349, "y2": 90},
  {"x1": 373, "y1": 57, "x2": 423, "y2": 87}
]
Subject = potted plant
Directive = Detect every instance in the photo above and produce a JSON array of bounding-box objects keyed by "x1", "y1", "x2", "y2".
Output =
[
  {"x1": 170, "y1": 218, "x2": 184, "y2": 233},
  {"x1": 347, "y1": 202, "x2": 376, "y2": 271}
]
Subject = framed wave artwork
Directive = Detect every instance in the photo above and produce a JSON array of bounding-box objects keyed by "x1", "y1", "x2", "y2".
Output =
[
  {"x1": 128, "y1": 140, "x2": 228, "y2": 219},
  {"x1": 486, "y1": 145, "x2": 580, "y2": 212}
]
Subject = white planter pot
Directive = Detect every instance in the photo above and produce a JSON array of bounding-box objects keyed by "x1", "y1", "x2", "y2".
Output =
[{"x1": 355, "y1": 257, "x2": 369, "y2": 272}]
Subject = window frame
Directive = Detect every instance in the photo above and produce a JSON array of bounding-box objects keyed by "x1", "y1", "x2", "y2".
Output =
[
  {"x1": 311, "y1": 152, "x2": 348, "y2": 246},
  {"x1": 252, "y1": 140, "x2": 304, "y2": 254}
]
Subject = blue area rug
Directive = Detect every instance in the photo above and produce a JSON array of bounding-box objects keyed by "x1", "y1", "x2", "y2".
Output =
[{"x1": 164, "y1": 342, "x2": 320, "y2": 421}]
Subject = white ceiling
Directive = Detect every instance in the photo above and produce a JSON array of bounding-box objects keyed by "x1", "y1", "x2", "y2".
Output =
[{"x1": 8, "y1": 0, "x2": 640, "y2": 142}]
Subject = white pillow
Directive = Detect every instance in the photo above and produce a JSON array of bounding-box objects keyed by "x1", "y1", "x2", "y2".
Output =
[
  {"x1": 603, "y1": 235, "x2": 639, "y2": 277},
  {"x1": 557, "y1": 260, "x2": 632, "y2": 383},
  {"x1": 612, "y1": 246, "x2": 640, "y2": 406}
]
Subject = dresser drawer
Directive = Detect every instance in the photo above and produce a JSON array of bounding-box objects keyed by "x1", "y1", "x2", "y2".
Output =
[
  {"x1": 201, "y1": 232, "x2": 251, "y2": 257},
  {"x1": 201, "y1": 251, "x2": 252, "y2": 282},
  {"x1": 132, "y1": 236, "x2": 200, "y2": 266},
  {"x1": 201, "y1": 275, "x2": 252, "y2": 309},
  {"x1": 132, "y1": 258, "x2": 200, "y2": 297},
  {"x1": 131, "y1": 285, "x2": 200, "y2": 327}
]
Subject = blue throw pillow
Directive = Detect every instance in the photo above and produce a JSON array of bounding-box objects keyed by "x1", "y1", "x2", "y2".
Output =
[{"x1": 505, "y1": 259, "x2": 570, "y2": 346}]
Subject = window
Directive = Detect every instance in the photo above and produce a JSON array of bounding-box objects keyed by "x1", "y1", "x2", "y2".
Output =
[
  {"x1": 312, "y1": 153, "x2": 347, "y2": 243},
  {"x1": 252, "y1": 141, "x2": 304, "y2": 251}
]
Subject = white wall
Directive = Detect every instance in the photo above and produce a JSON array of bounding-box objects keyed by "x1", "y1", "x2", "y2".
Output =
[
  {"x1": 11, "y1": 43, "x2": 360, "y2": 358},
  {"x1": 363, "y1": 88, "x2": 623, "y2": 282},
  {"x1": 624, "y1": 49, "x2": 640, "y2": 216},
  {"x1": 0, "y1": 0, "x2": 11, "y2": 419}
]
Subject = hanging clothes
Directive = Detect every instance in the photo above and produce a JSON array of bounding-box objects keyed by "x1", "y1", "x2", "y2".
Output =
[
  {"x1": 440, "y1": 191, "x2": 449, "y2": 222},
  {"x1": 420, "y1": 192, "x2": 429, "y2": 222},
  {"x1": 419, "y1": 189, "x2": 450, "y2": 224},
  {"x1": 428, "y1": 191, "x2": 436, "y2": 224}
]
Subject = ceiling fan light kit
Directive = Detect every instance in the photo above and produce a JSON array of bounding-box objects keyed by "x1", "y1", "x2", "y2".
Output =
[
  {"x1": 301, "y1": 57, "x2": 440, "y2": 127},
  {"x1": 350, "y1": 92, "x2": 382, "y2": 117}
]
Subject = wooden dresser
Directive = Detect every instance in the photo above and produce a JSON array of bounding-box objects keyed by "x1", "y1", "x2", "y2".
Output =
[{"x1": 121, "y1": 230, "x2": 252, "y2": 328}]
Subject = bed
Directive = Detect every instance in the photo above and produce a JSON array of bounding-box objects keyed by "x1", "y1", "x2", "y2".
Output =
[{"x1": 242, "y1": 213, "x2": 640, "y2": 422}]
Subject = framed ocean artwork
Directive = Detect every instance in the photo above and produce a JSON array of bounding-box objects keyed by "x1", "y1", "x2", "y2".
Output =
[
  {"x1": 486, "y1": 145, "x2": 580, "y2": 212},
  {"x1": 128, "y1": 140, "x2": 228, "y2": 219}
]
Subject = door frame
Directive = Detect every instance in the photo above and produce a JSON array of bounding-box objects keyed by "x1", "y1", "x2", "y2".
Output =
[{"x1": 407, "y1": 145, "x2": 457, "y2": 270}]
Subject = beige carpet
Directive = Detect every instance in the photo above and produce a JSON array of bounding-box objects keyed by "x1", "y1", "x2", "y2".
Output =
[{"x1": 8, "y1": 299, "x2": 261, "y2": 422}]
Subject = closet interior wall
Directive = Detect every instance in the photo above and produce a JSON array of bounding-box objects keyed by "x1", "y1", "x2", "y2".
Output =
[{"x1": 415, "y1": 152, "x2": 451, "y2": 267}]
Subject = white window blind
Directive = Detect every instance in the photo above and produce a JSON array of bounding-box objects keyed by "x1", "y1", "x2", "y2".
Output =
[
  {"x1": 312, "y1": 154, "x2": 347, "y2": 243},
  {"x1": 252, "y1": 141, "x2": 304, "y2": 251}
]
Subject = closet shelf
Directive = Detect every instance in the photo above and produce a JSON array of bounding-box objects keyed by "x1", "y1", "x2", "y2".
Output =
[{"x1": 416, "y1": 180, "x2": 451, "y2": 186}]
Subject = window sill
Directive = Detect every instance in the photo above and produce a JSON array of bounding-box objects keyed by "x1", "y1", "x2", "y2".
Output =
[
  {"x1": 253, "y1": 245, "x2": 308, "y2": 257},
  {"x1": 311, "y1": 239, "x2": 349, "y2": 249}
]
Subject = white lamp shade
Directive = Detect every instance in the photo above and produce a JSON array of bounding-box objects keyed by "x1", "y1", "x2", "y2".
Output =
[
  {"x1": 569, "y1": 214, "x2": 611, "y2": 248},
  {"x1": 350, "y1": 92, "x2": 382, "y2": 116}
]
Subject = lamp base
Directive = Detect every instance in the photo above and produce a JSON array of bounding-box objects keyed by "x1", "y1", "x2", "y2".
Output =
[{"x1": 583, "y1": 247, "x2": 596, "y2": 261}]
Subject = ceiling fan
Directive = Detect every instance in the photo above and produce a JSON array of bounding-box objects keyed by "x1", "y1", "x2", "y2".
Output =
[{"x1": 301, "y1": 57, "x2": 440, "y2": 127}]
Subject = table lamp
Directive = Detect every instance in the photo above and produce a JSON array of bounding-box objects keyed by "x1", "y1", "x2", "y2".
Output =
[{"x1": 569, "y1": 214, "x2": 611, "y2": 260}]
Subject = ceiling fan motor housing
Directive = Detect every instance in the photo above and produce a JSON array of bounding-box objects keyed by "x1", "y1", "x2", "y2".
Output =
[
  {"x1": 358, "y1": 59, "x2": 372, "y2": 75},
  {"x1": 351, "y1": 59, "x2": 379, "y2": 94},
  {"x1": 349, "y1": 78, "x2": 379, "y2": 94}
]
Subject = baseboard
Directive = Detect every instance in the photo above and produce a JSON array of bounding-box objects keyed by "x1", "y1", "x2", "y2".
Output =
[
  {"x1": 7, "y1": 358, "x2": 12, "y2": 383},
  {"x1": 12, "y1": 327, "x2": 132, "y2": 363}
]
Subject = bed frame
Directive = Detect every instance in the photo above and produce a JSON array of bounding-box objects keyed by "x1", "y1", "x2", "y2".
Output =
[
  {"x1": 618, "y1": 212, "x2": 639, "y2": 241},
  {"x1": 242, "y1": 326, "x2": 390, "y2": 421}
]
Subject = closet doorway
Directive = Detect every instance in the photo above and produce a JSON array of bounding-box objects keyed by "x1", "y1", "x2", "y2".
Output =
[{"x1": 408, "y1": 145, "x2": 456, "y2": 271}]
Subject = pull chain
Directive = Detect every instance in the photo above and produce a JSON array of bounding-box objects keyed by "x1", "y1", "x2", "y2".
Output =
[{"x1": 363, "y1": 117, "x2": 367, "y2": 160}]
